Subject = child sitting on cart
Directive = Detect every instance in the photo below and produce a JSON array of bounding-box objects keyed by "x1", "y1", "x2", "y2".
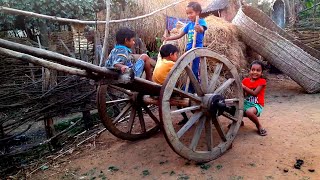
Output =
[
  {"x1": 105, "y1": 27, "x2": 153, "y2": 81},
  {"x1": 152, "y1": 44, "x2": 189, "y2": 124}
]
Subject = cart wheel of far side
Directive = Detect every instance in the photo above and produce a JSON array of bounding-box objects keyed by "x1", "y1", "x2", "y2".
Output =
[
  {"x1": 97, "y1": 84, "x2": 160, "y2": 141},
  {"x1": 159, "y1": 48, "x2": 244, "y2": 162}
]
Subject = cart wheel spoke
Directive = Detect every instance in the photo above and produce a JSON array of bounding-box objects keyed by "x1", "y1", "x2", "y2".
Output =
[
  {"x1": 171, "y1": 105, "x2": 201, "y2": 115},
  {"x1": 214, "y1": 78, "x2": 235, "y2": 94},
  {"x1": 173, "y1": 88, "x2": 202, "y2": 102},
  {"x1": 142, "y1": 104, "x2": 160, "y2": 125},
  {"x1": 205, "y1": 116, "x2": 213, "y2": 151},
  {"x1": 200, "y1": 57, "x2": 208, "y2": 93},
  {"x1": 208, "y1": 63, "x2": 223, "y2": 93},
  {"x1": 137, "y1": 107, "x2": 146, "y2": 133},
  {"x1": 127, "y1": 106, "x2": 137, "y2": 133},
  {"x1": 106, "y1": 98, "x2": 130, "y2": 104},
  {"x1": 109, "y1": 85, "x2": 133, "y2": 96},
  {"x1": 177, "y1": 112, "x2": 203, "y2": 138},
  {"x1": 189, "y1": 116, "x2": 206, "y2": 151},
  {"x1": 185, "y1": 66, "x2": 204, "y2": 96},
  {"x1": 222, "y1": 112, "x2": 238, "y2": 122},
  {"x1": 212, "y1": 117, "x2": 227, "y2": 142},
  {"x1": 112, "y1": 103, "x2": 131, "y2": 124},
  {"x1": 225, "y1": 98, "x2": 239, "y2": 106}
]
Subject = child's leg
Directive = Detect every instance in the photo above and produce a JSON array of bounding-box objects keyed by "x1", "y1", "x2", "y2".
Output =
[
  {"x1": 188, "y1": 57, "x2": 200, "y2": 93},
  {"x1": 245, "y1": 107, "x2": 267, "y2": 136},
  {"x1": 139, "y1": 54, "x2": 152, "y2": 81}
]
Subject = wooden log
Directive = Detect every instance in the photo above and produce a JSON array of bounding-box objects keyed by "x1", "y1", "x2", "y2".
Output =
[
  {"x1": 0, "y1": 47, "x2": 90, "y2": 77},
  {"x1": 0, "y1": 38, "x2": 118, "y2": 78}
]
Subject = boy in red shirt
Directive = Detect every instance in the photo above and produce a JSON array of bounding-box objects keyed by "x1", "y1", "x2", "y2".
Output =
[{"x1": 242, "y1": 60, "x2": 267, "y2": 136}]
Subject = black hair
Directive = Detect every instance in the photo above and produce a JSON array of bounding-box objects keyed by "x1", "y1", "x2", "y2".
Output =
[
  {"x1": 116, "y1": 27, "x2": 135, "y2": 45},
  {"x1": 250, "y1": 60, "x2": 265, "y2": 71},
  {"x1": 160, "y1": 44, "x2": 179, "y2": 58},
  {"x1": 187, "y1": 1, "x2": 202, "y2": 13}
]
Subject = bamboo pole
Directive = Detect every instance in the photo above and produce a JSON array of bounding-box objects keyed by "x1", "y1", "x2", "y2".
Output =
[
  {"x1": 185, "y1": 16, "x2": 199, "y2": 92},
  {"x1": 100, "y1": 0, "x2": 111, "y2": 67},
  {"x1": 0, "y1": 0, "x2": 187, "y2": 25}
]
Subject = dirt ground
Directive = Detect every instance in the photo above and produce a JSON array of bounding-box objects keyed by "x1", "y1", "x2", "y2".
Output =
[{"x1": 32, "y1": 74, "x2": 320, "y2": 180}]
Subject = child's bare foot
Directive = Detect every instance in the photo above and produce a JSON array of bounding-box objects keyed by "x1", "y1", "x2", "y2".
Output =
[{"x1": 258, "y1": 128, "x2": 267, "y2": 136}]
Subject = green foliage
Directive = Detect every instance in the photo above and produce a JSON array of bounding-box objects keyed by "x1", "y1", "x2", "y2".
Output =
[
  {"x1": 141, "y1": 169, "x2": 150, "y2": 176},
  {"x1": 298, "y1": 0, "x2": 320, "y2": 19},
  {"x1": 199, "y1": 163, "x2": 211, "y2": 170},
  {"x1": 0, "y1": 0, "x2": 97, "y2": 31},
  {"x1": 107, "y1": 166, "x2": 119, "y2": 172},
  {"x1": 216, "y1": 164, "x2": 223, "y2": 170}
]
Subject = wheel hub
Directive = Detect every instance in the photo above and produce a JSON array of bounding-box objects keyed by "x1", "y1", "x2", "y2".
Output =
[{"x1": 208, "y1": 94, "x2": 226, "y2": 116}]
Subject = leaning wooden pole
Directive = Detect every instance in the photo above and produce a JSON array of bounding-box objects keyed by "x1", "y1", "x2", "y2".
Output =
[
  {"x1": 0, "y1": 47, "x2": 90, "y2": 77},
  {"x1": 0, "y1": 38, "x2": 118, "y2": 77}
]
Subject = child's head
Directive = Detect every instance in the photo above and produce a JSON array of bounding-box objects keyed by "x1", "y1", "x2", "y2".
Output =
[
  {"x1": 160, "y1": 44, "x2": 179, "y2": 62},
  {"x1": 249, "y1": 60, "x2": 264, "y2": 80},
  {"x1": 186, "y1": 1, "x2": 202, "y2": 21},
  {"x1": 116, "y1": 27, "x2": 135, "y2": 48}
]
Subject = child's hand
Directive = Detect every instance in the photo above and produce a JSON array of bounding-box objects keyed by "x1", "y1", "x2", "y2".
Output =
[
  {"x1": 120, "y1": 66, "x2": 128, "y2": 73},
  {"x1": 242, "y1": 83, "x2": 246, "y2": 89},
  {"x1": 194, "y1": 24, "x2": 203, "y2": 33},
  {"x1": 162, "y1": 36, "x2": 169, "y2": 42}
]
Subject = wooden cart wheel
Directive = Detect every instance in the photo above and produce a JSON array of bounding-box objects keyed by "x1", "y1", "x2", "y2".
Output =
[
  {"x1": 97, "y1": 84, "x2": 160, "y2": 141},
  {"x1": 160, "y1": 48, "x2": 244, "y2": 162}
]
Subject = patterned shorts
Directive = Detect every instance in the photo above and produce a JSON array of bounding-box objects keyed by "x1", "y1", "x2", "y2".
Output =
[
  {"x1": 132, "y1": 59, "x2": 144, "y2": 77},
  {"x1": 244, "y1": 100, "x2": 263, "y2": 117}
]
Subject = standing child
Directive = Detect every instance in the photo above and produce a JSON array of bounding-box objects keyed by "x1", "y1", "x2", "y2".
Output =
[
  {"x1": 152, "y1": 44, "x2": 189, "y2": 124},
  {"x1": 164, "y1": 1, "x2": 207, "y2": 89},
  {"x1": 105, "y1": 27, "x2": 153, "y2": 81},
  {"x1": 242, "y1": 60, "x2": 267, "y2": 136}
]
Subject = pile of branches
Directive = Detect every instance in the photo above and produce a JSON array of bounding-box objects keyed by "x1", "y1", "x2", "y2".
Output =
[{"x1": 0, "y1": 38, "x2": 97, "y2": 176}]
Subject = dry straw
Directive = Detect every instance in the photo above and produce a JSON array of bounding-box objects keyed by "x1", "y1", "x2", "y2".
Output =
[{"x1": 204, "y1": 16, "x2": 247, "y2": 70}]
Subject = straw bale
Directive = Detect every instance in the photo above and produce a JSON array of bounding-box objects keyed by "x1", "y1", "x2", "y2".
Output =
[{"x1": 204, "y1": 16, "x2": 247, "y2": 69}]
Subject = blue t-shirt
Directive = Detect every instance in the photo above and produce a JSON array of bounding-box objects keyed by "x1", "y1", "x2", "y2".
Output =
[
  {"x1": 105, "y1": 45, "x2": 133, "y2": 68},
  {"x1": 183, "y1": 18, "x2": 207, "y2": 50}
]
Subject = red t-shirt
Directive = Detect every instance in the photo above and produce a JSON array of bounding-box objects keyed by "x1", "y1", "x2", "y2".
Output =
[{"x1": 242, "y1": 78, "x2": 266, "y2": 106}]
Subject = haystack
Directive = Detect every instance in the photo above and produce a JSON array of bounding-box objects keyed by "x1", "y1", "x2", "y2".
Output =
[{"x1": 204, "y1": 16, "x2": 247, "y2": 70}]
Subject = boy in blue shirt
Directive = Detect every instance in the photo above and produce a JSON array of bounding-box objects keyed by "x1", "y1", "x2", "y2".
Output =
[
  {"x1": 105, "y1": 28, "x2": 153, "y2": 81},
  {"x1": 164, "y1": 1, "x2": 207, "y2": 92}
]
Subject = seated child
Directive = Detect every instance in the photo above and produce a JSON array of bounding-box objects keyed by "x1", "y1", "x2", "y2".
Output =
[
  {"x1": 242, "y1": 60, "x2": 267, "y2": 136},
  {"x1": 105, "y1": 27, "x2": 153, "y2": 81},
  {"x1": 152, "y1": 44, "x2": 179, "y2": 84},
  {"x1": 152, "y1": 44, "x2": 188, "y2": 125}
]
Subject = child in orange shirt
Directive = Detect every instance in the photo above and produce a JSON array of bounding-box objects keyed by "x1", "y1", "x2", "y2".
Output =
[
  {"x1": 152, "y1": 44, "x2": 179, "y2": 84},
  {"x1": 152, "y1": 44, "x2": 189, "y2": 123},
  {"x1": 242, "y1": 60, "x2": 267, "y2": 136}
]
